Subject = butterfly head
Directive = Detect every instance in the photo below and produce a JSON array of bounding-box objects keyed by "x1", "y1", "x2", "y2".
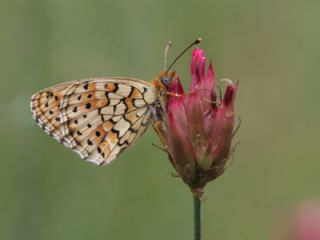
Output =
[
  {"x1": 161, "y1": 76, "x2": 171, "y2": 86},
  {"x1": 160, "y1": 71, "x2": 177, "y2": 87},
  {"x1": 152, "y1": 71, "x2": 177, "y2": 92},
  {"x1": 153, "y1": 38, "x2": 201, "y2": 92}
]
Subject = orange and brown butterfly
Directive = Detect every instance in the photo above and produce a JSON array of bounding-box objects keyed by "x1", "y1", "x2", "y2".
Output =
[{"x1": 30, "y1": 39, "x2": 201, "y2": 166}]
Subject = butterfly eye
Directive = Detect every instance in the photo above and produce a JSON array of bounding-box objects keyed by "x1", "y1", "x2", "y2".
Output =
[{"x1": 161, "y1": 77, "x2": 171, "y2": 86}]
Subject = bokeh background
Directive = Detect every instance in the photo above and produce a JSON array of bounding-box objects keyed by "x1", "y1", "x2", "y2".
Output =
[{"x1": 1, "y1": 0, "x2": 319, "y2": 239}]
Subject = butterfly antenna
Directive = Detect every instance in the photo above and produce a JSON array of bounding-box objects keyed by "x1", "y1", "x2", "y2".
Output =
[
  {"x1": 163, "y1": 40, "x2": 172, "y2": 71},
  {"x1": 166, "y1": 37, "x2": 202, "y2": 73}
]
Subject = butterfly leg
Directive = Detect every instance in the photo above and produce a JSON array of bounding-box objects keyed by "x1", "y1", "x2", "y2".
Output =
[
  {"x1": 151, "y1": 120, "x2": 168, "y2": 150},
  {"x1": 166, "y1": 92, "x2": 181, "y2": 97}
]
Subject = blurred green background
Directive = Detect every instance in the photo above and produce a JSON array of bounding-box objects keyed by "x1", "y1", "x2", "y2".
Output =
[{"x1": 1, "y1": 0, "x2": 319, "y2": 239}]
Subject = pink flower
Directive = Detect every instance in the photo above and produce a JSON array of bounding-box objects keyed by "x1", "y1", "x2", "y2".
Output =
[
  {"x1": 283, "y1": 202, "x2": 320, "y2": 240},
  {"x1": 166, "y1": 48, "x2": 238, "y2": 196}
]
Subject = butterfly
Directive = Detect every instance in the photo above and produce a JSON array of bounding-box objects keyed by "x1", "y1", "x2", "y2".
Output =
[{"x1": 30, "y1": 39, "x2": 201, "y2": 166}]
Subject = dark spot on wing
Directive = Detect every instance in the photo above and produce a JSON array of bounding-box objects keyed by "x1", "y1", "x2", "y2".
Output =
[{"x1": 85, "y1": 103, "x2": 91, "y2": 109}]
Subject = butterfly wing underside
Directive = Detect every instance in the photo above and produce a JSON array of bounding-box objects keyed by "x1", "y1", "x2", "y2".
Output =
[{"x1": 31, "y1": 78, "x2": 158, "y2": 166}]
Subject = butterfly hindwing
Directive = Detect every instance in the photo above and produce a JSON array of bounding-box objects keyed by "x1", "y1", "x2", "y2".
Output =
[{"x1": 31, "y1": 78, "x2": 158, "y2": 165}]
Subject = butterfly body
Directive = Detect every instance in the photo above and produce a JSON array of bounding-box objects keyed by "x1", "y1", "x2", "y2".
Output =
[{"x1": 31, "y1": 72, "x2": 175, "y2": 166}]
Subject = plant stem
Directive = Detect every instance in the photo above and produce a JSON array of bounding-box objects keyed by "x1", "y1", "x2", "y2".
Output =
[{"x1": 193, "y1": 195, "x2": 201, "y2": 240}]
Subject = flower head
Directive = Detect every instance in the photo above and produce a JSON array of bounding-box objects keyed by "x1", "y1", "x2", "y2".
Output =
[{"x1": 166, "y1": 48, "x2": 238, "y2": 196}]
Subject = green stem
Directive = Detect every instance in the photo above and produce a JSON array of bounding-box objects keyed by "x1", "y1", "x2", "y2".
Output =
[{"x1": 193, "y1": 195, "x2": 201, "y2": 240}]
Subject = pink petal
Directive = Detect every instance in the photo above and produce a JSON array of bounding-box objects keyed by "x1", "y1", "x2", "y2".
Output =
[
  {"x1": 204, "y1": 61, "x2": 215, "y2": 92},
  {"x1": 167, "y1": 103, "x2": 197, "y2": 184},
  {"x1": 168, "y1": 76, "x2": 185, "y2": 95},
  {"x1": 191, "y1": 48, "x2": 206, "y2": 92},
  {"x1": 222, "y1": 80, "x2": 238, "y2": 112},
  {"x1": 207, "y1": 81, "x2": 238, "y2": 168}
]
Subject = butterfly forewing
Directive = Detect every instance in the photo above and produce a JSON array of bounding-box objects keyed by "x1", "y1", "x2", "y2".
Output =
[{"x1": 31, "y1": 78, "x2": 158, "y2": 166}]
